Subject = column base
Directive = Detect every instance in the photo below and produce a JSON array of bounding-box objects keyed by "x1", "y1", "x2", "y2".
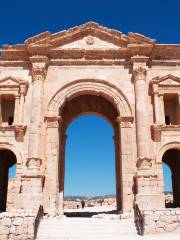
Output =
[
  {"x1": 17, "y1": 175, "x2": 44, "y2": 210},
  {"x1": 136, "y1": 194, "x2": 165, "y2": 210}
]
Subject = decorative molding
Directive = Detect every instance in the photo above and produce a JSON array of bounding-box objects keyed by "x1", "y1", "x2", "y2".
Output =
[
  {"x1": 86, "y1": 36, "x2": 94, "y2": 45},
  {"x1": 0, "y1": 76, "x2": 29, "y2": 95},
  {"x1": 151, "y1": 124, "x2": 180, "y2": 142},
  {"x1": 150, "y1": 74, "x2": 180, "y2": 96}
]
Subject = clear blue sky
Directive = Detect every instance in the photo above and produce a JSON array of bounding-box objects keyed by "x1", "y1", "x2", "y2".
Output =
[{"x1": 4, "y1": 0, "x2": 177, "y2": 194}]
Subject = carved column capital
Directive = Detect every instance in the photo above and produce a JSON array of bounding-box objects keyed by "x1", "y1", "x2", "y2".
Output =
[
  {"x1": 14, "y1": 125, "x2": 27, "y2": 142},
  {"x1": 45, "y1": 115, "x2": 62, "y2": 128},
  {"x1": 116, "y1": 116, "x2": 133, "y2": 127},
  {"x1": 131, "y1": 55, "x2": 149, "y2": 81},
  {"x1": 132, "y1": 66, "x2": 148, "y2": 81},
  {"x1": 30, "y1": 56, "x2": 49, "y2": 81}
]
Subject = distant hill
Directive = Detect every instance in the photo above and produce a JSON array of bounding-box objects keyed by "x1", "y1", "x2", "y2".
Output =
[{"x1": 64, "y1": 194, "x2": 116, "y2": 201}]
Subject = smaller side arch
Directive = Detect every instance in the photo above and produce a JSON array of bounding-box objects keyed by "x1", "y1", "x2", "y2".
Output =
[
  {"x1": 0, "y1": 142, "x2": 23, "y2": 165},
  {"x1": 156, "y1": 142, "x2": 180, "y2": 164}
]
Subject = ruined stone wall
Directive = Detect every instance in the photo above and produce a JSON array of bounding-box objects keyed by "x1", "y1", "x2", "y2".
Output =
[
  {"x1": 0, "y1": 209, "x2": 37, "y2": 240},
  {"x1": 143, "y1": 209, "x2": 180, "y2": 234}
]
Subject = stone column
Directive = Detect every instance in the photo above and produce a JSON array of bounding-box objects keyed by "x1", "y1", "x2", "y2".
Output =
[
  {"x1": 113, "y1": 134, "x2": 122, "y2": 211},
  {"x1": 152, "y1": 85, "x2": 160, "y2": 123},
  {"x1": 0, "y1": 94, "x2": 2, "y2": 126},
  {"x1": 19, "y1": 86, "x2": 26, "y2": 124},
  {"x1": 177, "y1": 94, "x2": 180, "y2": 124},
  {"x1": 159, "y1": 94, "x2": 165, "y2": 124},
  {"x1": 20, "y1": 56, "x2": 49, "y2": 210},
  {"x1": 59, "y1": 132, "x2": 67, "y2": 215},
  {"x1": 117, "y1": 116, "x2": 134, "y2": 212},
  {"x1": 13, "y1": 94, "x2": 20, "y2": 125},
  {"x1": 27, "y1": 56, "x2": 49, "y2": 169},
  {"x1": 131, "y1": 56, "x2": 151, "y2": 170},
  {"x1": 45, "y1": 116, "x2": 61, "y2": 216},
  {"x1": 131, "y1": 56, "x2": 164, "y2": 209}
]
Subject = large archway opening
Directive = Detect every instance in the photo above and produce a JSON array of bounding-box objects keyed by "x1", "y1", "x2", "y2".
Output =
[
  {"x1": 162, "y1": 148, "x2": 180, "y2": 207},
  {"x1": 64, "y1": 114, "x2": 116, "y2": 214},
  {"x1": 59, "y1": 94, "x2": 122, "y2": 214},
  {"x1": 0, "y1": 149, "x2": 17, "y2": 212}
]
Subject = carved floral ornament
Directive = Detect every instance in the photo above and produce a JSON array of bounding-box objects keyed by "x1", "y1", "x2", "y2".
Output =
[
  {"x1": 137, "y1": 156, "x2": 152, "y2": 170},
  {"x1": 26, "y1": 157, "x2": 42, "y2": 170}
]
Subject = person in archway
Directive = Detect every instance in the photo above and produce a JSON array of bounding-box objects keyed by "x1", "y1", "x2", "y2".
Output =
[{"x1": 81, "y1": 199, "x2": 85, "y2": 209}]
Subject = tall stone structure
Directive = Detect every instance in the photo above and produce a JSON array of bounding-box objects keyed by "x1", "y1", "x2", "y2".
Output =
[{"x1": 0, "y1": 22, "x2": 180, "y2": 220}]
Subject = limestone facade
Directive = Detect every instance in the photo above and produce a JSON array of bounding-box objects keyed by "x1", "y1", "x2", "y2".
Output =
[{"x1": 0, "y1": 22, "x2": 180, "y2": 218}]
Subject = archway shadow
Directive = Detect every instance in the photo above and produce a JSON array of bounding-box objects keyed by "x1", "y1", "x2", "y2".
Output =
[{"x1": 64, "y1": 209, "x2": 119, "y2": 218}]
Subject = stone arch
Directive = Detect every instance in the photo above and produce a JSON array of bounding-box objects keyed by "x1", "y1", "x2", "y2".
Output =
[
  {"x1": 47, "y1": 79, "x2": 132, "y2": 118},
  {"x1": 157, "y1": 142, "x2": 180, "y2": 208},
  {"x1": 0, "y1": 142, "x2": 23, "y2": 165},
  {"x1": 156, "y1": 142, "x2": 180, "y2": 163},
  {"x1": 45, "y1": 79, "x2": 134, "y2": 215}
]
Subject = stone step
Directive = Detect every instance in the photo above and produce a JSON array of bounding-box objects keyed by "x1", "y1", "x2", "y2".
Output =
[{"x1": 36, "y1": 217, "x2": 137, "y2": 240}]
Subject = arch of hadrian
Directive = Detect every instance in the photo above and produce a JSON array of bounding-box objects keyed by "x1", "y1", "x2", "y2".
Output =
[{"x1": 0, "y1": 22, "x2": 180, "y2": 236}]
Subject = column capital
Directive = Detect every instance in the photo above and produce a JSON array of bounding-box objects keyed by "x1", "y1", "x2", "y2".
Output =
[
  {"x1": 30, "y1": 56, "x2": 49, "y2": 81},
  {"x1": 45, "y1": 115, "x2": 62, "y2": 128},
  {"x1": 116, "y1": 116, "x2": 133, "y2": 127},
  {"x1": 131, "y1": 56, "x2": 149, "y2": 81}
]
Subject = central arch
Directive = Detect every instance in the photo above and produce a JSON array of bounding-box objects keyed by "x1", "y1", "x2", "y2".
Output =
[{"x1": 46, "y1": 79, "x2": 134, "y2": 216}]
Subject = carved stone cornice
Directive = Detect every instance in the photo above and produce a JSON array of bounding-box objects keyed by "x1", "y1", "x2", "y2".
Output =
[
  {"x1": 151, "y1": 124, "x2": 180, "y2": 142},
  {"x1": 0, "y1": 125, "x2": 26, "y2": 142}
]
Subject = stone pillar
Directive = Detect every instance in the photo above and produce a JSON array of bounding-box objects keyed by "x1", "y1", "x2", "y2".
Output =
[
  {"x1": 131, "y1": 56, "x2": 151, "y2": 170},
  {"x1": 45, "y1": 116, "x2": 61, "y2": 216},
  {"x1": 59, "y1": 132, "x2": 67, "y2": 215},
  {"x1": 13, "y1": 94, "x2": 20, "y2": 125},
  {"x1": 131, "y1": 56, "x2": 164, "y2": 209},
  {"x1": 19, "y1": 86, "x2": 26, "y2": 124},
  {"x1": 159, "y1": 94, "x2": 165, "y2": 124},
  {"x1": 0, "y1": 94, "x2": 2, "y2": 126},
  {"x1": 113, "y1": 134, "x2": 122, "y2": 211},
  {"x1": 177, "y1": 94, "x2": 180, "y2": 124},
  {"x1": 20, "y1": 56, "x2": 49, "y2": 210},
  {"x1": 117, "y1": 116, "x2": 134, "y2": 212},
  {"x1": 152, "y1": 85, "x2": 160, "y2": 123},
  {"x1": 27, "y1": 56, "x2": 49, "y2": 163}
]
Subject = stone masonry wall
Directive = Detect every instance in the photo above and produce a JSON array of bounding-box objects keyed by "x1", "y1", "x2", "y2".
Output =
[
  {"x1": 7, "y1": 178, "x2": 16, "y2": 210},
  {"x1": 143, "y1": 208, "x2": 180, "y2": 234},
  {"x1": 0, "y1": 209, "x2": 37, "y2": 240}
]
